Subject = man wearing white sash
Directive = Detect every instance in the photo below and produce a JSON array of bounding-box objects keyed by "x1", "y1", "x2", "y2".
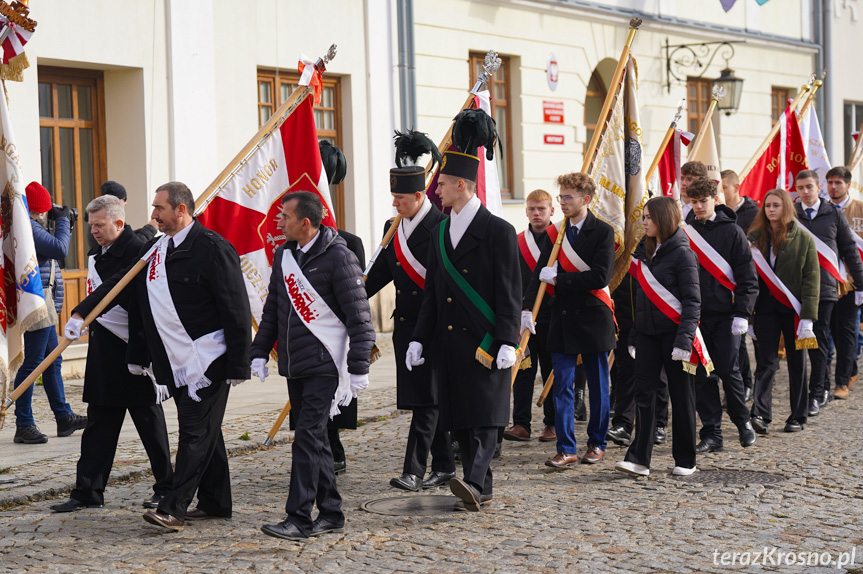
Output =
[
  {"x1": 794, "y1": 170, "x2": 863, "y2": 413},
  {"x1": 53, "y1": 195, "x2": 173, "y2": 513},
  {"x1": 683, "y1": 178, "x2": 759, "y2": 455},
  {"x1": 68, "y1": 182, "x2": 251, "y2": 532},
  {"x1": 366, "y1": 130, "x2": 454, "y2": 493},
  {"x1": 253, "y1": 191, "x2": 375, "y2": 542}
]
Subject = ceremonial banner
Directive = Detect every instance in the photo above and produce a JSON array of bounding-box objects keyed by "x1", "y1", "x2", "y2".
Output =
[
  {"x1": 648, "y1": 129, "x2": 693, "y2": 199},
  {"x1": 590, "y1": 56, "x2": 647, "y2": 290},
  {"x1": 739, "y1": 105, "x2": 807, "y2": 204},
  {"x1": 688, "y1": 116, "x2": 721, "y2": 184},
  {"x1": 0, "y1": 92, "x2": 48, "y2": 387},
  {"x1": 851, "y1": 160, "x2": 863, "y2": 202},
  {"x1": 798, "y1": 106, "x2": 831, "y2": 194},
  {"x1": 196, "y1": 94, "x2": 336, "y2": 322}
]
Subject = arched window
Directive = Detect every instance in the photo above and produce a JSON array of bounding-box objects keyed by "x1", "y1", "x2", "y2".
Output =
[{"x1": 584, "y1": 69, "x2": 607, "y2": 156}]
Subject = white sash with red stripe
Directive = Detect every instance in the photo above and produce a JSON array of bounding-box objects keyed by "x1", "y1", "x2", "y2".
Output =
[
  {"x1": 750, "y1": 246, "x2": 818, "y2": 350},
  {"x1": 629, "y1": 257, "x2": 713, "y2": 374},
  {"x1": 393, "y1": 224, "x2": 426, "y2": 290},
  {"x1": 517, "y1": 228, "x2": 541, "y2": 270},
  {"x1": 797, "y1": 221, "x2": 846, "y2": 282},
  {"x1": 683, "y1": 224, "x2": 736, "y2": 291},
  {"x1": 558, "y1": 232, "x2": 616, "y2": 317}
]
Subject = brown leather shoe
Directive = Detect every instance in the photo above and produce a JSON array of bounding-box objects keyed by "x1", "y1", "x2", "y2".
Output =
[
  {"x1": 849, "y1": 375, "x2": 857, "y2": 391},
  {"x1": 185, "y1": 508, "x2": 228, "y2": 521},
  {"x1": 544, "y1": 452, "x2": 579, "y2": 469},
  {"x1": 581, "y1": 445, "x2": 605, "y2": 464},
  {"x1": 834, "y1": 385, "x2": 850, "y2": 399},
  {"x1": 502, "y1": 424, "x2": 530, "y2": 441},
  {"x1": 537, "y1": 425, "x2": 557, "y2": 442},
  {"x1": 143, "y1": 510, "x2": 184, "y2": 531}
]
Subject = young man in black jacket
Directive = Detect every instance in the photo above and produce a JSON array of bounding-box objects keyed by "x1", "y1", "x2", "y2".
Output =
[
  {"x1": 252, "y1": 191, "x2": 375, "y2": 541},
  {"x1": 685, "y1": 178, "x2": 759, "y2": 452}
]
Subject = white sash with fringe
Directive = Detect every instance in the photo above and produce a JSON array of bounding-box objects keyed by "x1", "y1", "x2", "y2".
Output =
[
  {"x1": 281, "y1": 248, "x2": 351, "y2": 419},
  {"x1": 145, "y1": 236, "x2": 226, "y2": 401},
  {"x1": 87, "y1": 253, "x2": 130, "y2": 343}
]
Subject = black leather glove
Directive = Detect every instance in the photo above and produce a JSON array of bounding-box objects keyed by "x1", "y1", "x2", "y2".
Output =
[{"x1": 49, "y1": 205, "x2": 74, "y2": 223}]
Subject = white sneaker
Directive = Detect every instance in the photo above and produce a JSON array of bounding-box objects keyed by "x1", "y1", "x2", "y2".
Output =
[
  {"x1": 614, "y1": 461, "x2": 650, "y2": 476},
  {"x1": 672, "y1": 465, "x2": 698, "y2": 476}
]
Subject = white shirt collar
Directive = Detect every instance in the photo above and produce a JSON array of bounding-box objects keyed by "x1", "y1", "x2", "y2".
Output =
[
  {"x1": 401, "y1": 197, "x2": 432, "y2": 240},
  {"x1": 836, "y1": 196, "x2": 851, "y2": 210},
  {"x1": 299, "y1": 229, "x2": 321, "y2": 253},
  {"x1": 802, "y1": 198, "x2": 821, "y2": 216},
  {"x1": 449, "y1": 194, "x2": 482, "y2": 249},
  {"x1": 569, "y1": 213, "x2": 588, "y2": 232},
  {"x1": 169, "y1": 220, "x2": 195, "y2": 247},
  {"x1": 682, "y1": 202, "x2": 693, "y2": 218}
]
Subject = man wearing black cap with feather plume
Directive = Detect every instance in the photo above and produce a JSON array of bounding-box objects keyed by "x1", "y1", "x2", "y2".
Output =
[{"x1": 409, "y1": 109, "x2": 521, "y2": 511}]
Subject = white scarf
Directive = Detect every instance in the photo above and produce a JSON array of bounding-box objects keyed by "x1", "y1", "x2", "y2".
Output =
[
  {"x1": 145, "y1": 235, "x2": 226, "y2": 401},
  {"x1": 87, "y1": 253, "x2": 130, "y2": 342},
  {"x1": 281, "y1": 248, "x2": 351, "y2": 419}
]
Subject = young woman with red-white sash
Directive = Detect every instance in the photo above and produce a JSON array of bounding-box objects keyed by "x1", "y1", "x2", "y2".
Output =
[
  {"x1": 747, "y1": 189, "x2": 820, "y2": 434},
  {"x1": 615, "y1": 196, "x2": 702, "y2": 478}
]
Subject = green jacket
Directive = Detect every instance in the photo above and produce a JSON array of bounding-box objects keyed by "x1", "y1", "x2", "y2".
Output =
[{"x1": 749, "y1": 220, "x2": 820, "y2": 320}]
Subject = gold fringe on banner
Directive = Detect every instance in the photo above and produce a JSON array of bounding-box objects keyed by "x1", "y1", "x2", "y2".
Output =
[
  {"x1": 475, "y1": 348, "x2": 494, "y2": 369},
  {"x1": 1, "y1": 52, "x2": 29, "y2": 82},
  {"x1": 796, "y1": 338, "x2": 818, "y2": 351}
]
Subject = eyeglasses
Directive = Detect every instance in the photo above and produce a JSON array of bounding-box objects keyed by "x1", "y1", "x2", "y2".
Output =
[{"x1": 557, "y1": 195, "x2": 576, "y2": 203}]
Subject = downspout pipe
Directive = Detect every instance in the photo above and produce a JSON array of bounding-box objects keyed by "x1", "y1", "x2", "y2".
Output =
[
  {"x1": 396, "y1": 0, "x2": 417, "y2": 130},
  {"x1": 820, "y1": 0, "x2": 834, "y2": 160}
]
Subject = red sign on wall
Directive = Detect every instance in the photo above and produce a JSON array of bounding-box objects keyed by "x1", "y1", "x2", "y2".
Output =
[
  {"x1": 544, "y1": 134, "x2": 564, "y2": 145},
  {"x1": 543, "y1": 101, "x2": 564, "y2": 124}
]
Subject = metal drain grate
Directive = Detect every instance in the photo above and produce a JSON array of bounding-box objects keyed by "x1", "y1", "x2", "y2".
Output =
[
  {"x1": 361, "y1": 495, "x2": 458, "y2": 516},
  {"x1": 674, "y1": 470, "x2": 786, "y2": 485}
]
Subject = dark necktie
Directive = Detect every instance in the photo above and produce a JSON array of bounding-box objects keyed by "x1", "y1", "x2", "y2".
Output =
[
  {"x1": 568, "y1": 225, "x2": 579, "y2": 245},
  {"x1": 805, "y1": 207, "x2": 815, "y2": 220},
  {"x1": 295, "y1": 249, "x2": 305, "y2": 266},
  {"x1": 167, "y1": 237, "x2": 176, "y2": 254}
]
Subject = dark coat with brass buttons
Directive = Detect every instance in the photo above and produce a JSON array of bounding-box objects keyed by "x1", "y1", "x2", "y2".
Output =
[
  {"x1": 412, "y1": 203, "x2": 521, "y2": 430},
  {"x1": 524, "y1": 211, "x2": 616, "y2": 355},
  {"x1": 366, "y1": 203, "x2": 447, "y2": 409}
]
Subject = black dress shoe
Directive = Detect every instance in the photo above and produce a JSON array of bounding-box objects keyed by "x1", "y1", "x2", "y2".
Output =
[
  {"x1": 310, "y1": 518, "x2": 345, "y2": 536},
  {"x1": 333, "y1": 460, "x2": 346, "y2": 476},
  {"x1": 574, "y1": 389, "x2": 587, "y2": 421},
  {"x1": 143, "y1": 494, "x2": 162, "y2": 509},
  {"x1": 389, "y1": 473, "x2": 422, "y2": 492},
  {"x1": 606, "y1": 425, "x2": 632, "y2": 446},
  {"x1": 422, "y1": 470, "x2": 456, "y2": 489},
  {"x1": 808, "y1": 398, "x2": 820, "y2": 417},
  {"x1": 261, "y1": 519, "x2": 308, "y2": 541},
  {"x1": 737, "y1": 422, "x2": 757, "y2": 447},
  {"x1": 50, "y1": 498, "x2": 102, "y2": 513},
  {"x1": 744, "y1": 386, "x2": 754, "y2": 403},
  {"x1": 695, "y1": 438, "x2": 723, "y2": 454},
  {"x1": 783, "y1": 420, "x2": 804, "y2": 433},
  {"x1": 450, "y1": 478, "x2": 483, "y2": 511},
  {"x1": 750, "y1": 416, "x2": 769, "y2": 434},
  {"x1": 654, "y1": 427, "x2": 666, "y2": 445},
  {"x1": 453, "y1": 493, "x2": 493, "y2": 511}
]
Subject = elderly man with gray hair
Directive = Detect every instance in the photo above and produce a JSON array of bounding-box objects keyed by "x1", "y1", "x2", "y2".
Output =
[{"x1": 51, "y1": 194, "x2": 174, "y2": 513}]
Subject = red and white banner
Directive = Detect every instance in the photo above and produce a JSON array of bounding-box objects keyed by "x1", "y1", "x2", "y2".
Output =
[
  {"x1": 517, "y1": 228, "x2": 541, "y2": 270},
  {"x1": 393, "y1": 226, "x2": 426, "y2": 289},
  {"x1": 648, "y1": 129, "x2": 693, "y2": 200},
  {"x1": 798, "y1": 106, "x2": 831, "y2": 192},
  {"x1": 196, "y1": 94, "x2": 336, "y2": 322},
  {"x1": 739, "y1": 105, "x2": 807, "y2": 205},
  {"x1": 683, "y1": 224, "x2": 736, "y2": 291},
  {"x1": 558, "y1": 230, "x2": 615, "y2": 316},
  {"x1": 796, "y1": 222, "x2": 846, "y2": 282}
]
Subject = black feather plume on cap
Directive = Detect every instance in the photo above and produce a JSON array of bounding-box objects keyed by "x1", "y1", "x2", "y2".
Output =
[
  {"x1": 393, "y1": 129, "x2": 442, "y2": 172},
  {"x1": 452, "y1": 108, "x2": 498, "y2": 161},
  {"x1": 319, "y1": 140, "x2": 347, "y2": 185}
]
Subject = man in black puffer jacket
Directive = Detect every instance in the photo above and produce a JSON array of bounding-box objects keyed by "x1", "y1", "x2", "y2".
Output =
[
  {"x1": 685, "y1": 178, "x2": 759, "y2": 453},
  {"x1": 252, "y1": 191, "x2": 375, "y2": 542}
]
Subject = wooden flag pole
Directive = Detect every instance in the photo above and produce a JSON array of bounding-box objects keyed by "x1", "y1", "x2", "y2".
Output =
[
  {"x1": 690, "y1": 86, "x2": 725, "y2": 158},
  {"x1": 535, "y1": 372, "x2": 555, "y2": 407},
  {"x1": 797, "y1": 71, "x2": 826, "y2": 121},
  {"x1": 644, "y1": 100, "x2": 686, "y2": 187},
  {"x1": 512, "y1": 18, "x2": 642, "y2": 385}
]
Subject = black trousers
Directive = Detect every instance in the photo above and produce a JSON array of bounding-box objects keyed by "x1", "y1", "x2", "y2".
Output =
[
  {"x1": 695, "y1": 318, "x2": 749, "y2": 442},
  {"x1": 452, "y1": 427, "x2": 497, "y2": 496},
  {"x1": 403, "y1": 406, "x2": 454, "y2": 476},
  {"x1": 612, "y1": 324, "x2": 669, "y2": 433},
  {"x1": 831, "y1": 292, "x2": 859, "y2": 388},
  {"x1": 808, "y1": 301, "x2": 835, "y2": 401},
  {"x1": 512, "y1": 320, "x2": 554, "y2": 430},
  {"x1": 752, "y1": 311, "x2": 808, "y2": 424},
  {"x1": 158, "y1": 381, "x2": 231, "y2": 520},
  {"x1": 327, "y1": 427, "x2": 344, "y2": 463},
  {"x1": 738, "y1": 337, "x2": 753, "y2": 389},
  {"x1": 625, "y1": 331, "x2": 696, "y2": 470},
  {"x1": 285, "y1": 375, "x2": 343, "y2": 536},
  {"x1": 71, "y1": 403, "x2": 173, "y2": 506}
]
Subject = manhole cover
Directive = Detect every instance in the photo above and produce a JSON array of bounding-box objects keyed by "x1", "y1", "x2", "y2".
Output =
[
  {"x1": 361, "y1": 495, "x2": 457, "y2": 516},
  {"x1": 674, "y1": 470, "x2": 786, "y2": 485}
]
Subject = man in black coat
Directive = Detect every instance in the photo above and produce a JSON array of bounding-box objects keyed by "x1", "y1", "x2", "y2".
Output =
[
  {"x1": 525, "y1": 172, "x2": 616, "y2": 468},
  {"x1": 794, "y1": 170, "x2": 863, "y2": 413},
  {"x1": 68, "y1": 182, "x2": 251, "y2": 531},
  {"x1": 409, "y1": 146, "x2": 520, "y2": 511},
  {"x1": 684, "y1": 178, "x2": 758, "y2": 453},
  {"x1": 253, "y1": 191, "x2": 375, "y2": 541},
  {"x1": 365, "y1": 157, "x2": 454, "y2": 492},
  {"x1": 52, "y1": 195, "x2": 173, "y2": 513}
]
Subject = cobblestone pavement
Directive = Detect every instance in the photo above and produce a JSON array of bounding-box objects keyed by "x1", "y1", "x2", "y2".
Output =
[{"x1": 2, "y1": 344, "x2": 863, "y2": 573}]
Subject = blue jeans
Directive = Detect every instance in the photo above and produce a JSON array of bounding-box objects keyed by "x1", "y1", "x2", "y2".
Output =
[
  {"x1": 552, "y1": 351, "x2": 610, "y2": 454},
  {"x1": 14, "y1": 326, "x2": 73, "y2": 427}
]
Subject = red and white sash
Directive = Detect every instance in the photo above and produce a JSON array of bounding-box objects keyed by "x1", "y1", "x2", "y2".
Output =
[
  {"x1": 517, "y1": 227, "x2": 541, "y2": 270},
  {"x1": 750, "y1": 245, "x2": 818, "y2": 349},
  {"x1": 558, "y1": 228, "x2": 616, "y2": 317},
  {"x1": 393, "y1": 224, "x2": 426, "y2": 289},
  {"x1": 281, "y1": 249, "x2": 352, "y2": 419},
  {"x1": 797, "y1": 221, "x2": 847, "y2": 283},
  {"x1": 87, "y1": 254, "x2": 130, "y2": 343},
  {"x1": 683, "y1": 224, "x2": 736, "y2": 291},
  {"x1": 629, "y1": 257, "x2": 713, "y2": 374}
]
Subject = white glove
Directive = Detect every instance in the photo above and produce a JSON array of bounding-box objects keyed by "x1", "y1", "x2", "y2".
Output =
[
  {"x1": 496, "y1": 344, "x2": 517, "y2": 370},
  {"x1": 128, "y1": 364, "x2": 147, "y2": 376},
  {"x1": 227, "y1": 379, "x2": 245, "y2": 387},
  {"x1": 671, "y1": 347, "x2": 691, "y2": 361},
  {"x1": 539, "y1": 262, "x2": 558, "y2": 286},
  {"x1": 405, "y1": 341, "x2": 424, "y2": 371},
  {"x1": 350, "y1": 373, "x2": 369, "y2": 398},
  {"x1": 856, "y1": 291, "x2": 863, "y2": 306},
  {"x1": 64, "y1": 317, "x2": 86, "y2": 341},
  {"x1": 335, "y1": 385, "x2": 353, "y2": 407},
  {"x1": 731, "y1": 317, "x2": 749, "y2": 336},
  {"x1": 748, "y1": 325, "x2": 757, "y2": 341},
  {"x1": 520, "y1": 310, "x2": 536, "y2": 336},
  {"x1": 628, "y1": 346, "x2": 636, "y2": 359},
  {"x1": 797, "y1": 318, "x2": 815, "y2": 340},
  {"x1": 251, "y1": 357, "x2": 269, "y2": 382}
]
